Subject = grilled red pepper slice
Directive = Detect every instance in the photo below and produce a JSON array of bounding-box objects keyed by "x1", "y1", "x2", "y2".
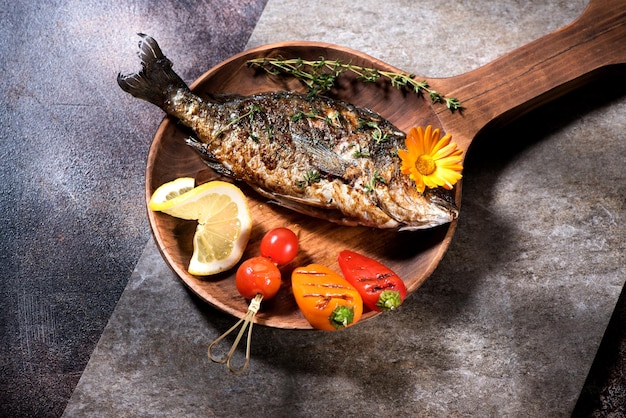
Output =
[{"x1": 337, "y1": 250, "x2": 407, "y2": 312}]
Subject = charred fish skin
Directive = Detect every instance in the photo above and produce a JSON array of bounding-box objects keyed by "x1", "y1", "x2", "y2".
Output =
[{"x1": 118, "y1": 34, "x2": 458, "y2": 230}]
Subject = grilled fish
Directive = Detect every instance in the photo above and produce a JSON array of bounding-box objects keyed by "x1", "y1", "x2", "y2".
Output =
[{"x1": 118, "y1": 34, "x2": 458, "y2": 230}]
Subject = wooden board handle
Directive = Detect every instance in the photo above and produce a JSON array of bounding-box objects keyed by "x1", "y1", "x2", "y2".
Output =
[{"x1": 433, "y1": 0, "x2": 626, "y2": 150}]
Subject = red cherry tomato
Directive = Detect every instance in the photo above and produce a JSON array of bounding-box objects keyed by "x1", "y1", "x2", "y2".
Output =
[
  {"x1": 235, "y1": 256, "x2": 282, "y2": 300},
  {"x1": 259, "y1": 227, "x2": 299, "y2": 265}
]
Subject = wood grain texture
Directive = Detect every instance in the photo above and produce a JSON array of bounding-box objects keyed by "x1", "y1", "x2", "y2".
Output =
[
  {"x1": 433, "y1": 0, "x2": 626, "y2": 151},
  {"x1": 146, "y1": 0, "x2": 626, "y2": 329}
]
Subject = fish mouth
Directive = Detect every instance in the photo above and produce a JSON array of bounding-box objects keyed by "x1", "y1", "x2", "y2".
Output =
[
  {"x1": 396, "y1": 194, "x2": 459, "y2": 232},
  {"x1": 431, "y1": 194, "x2": 460, "y2": 219},
  {"x1": 433, "y1": 194, "x2": 459, "y2": 218}
]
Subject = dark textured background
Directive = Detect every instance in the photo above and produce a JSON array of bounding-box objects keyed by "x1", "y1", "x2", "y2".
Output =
[
  {"x1": 0, "y1": 1, "x2": 268, "y2": 416},
  {"x1": 0, "y1": 1, "x2": 622, "y2": 416}
]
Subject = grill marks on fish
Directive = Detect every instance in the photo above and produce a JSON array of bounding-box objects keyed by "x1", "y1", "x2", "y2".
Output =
[
  {"x1": 118, "y1": 34, "x2": 459, "y2": 230},
  {"x1": 179, "y1": 90, "x2": 407, "y2": 226}
]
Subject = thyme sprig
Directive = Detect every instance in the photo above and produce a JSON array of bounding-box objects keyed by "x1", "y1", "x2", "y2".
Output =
[
  {"x1": 247, "y1": 57, "x2": 462, "y2": 112},
  {"x1": 351, "y1": 144, "x2": 370, "y2": 158},
  {"x1": 364, "y1": 170, "x2": 386, "y2": 193},
  {"x1": 291, "y1": 109, "x2": 340, "y2": 126},
  {"x1": 296, "y1": 170, "x2": 321, "y2": 188},
  {"x1": 217, "y1": 105, "x2": 263, "y2": 137},
  {"x1": 357, "y1": 119, "x2": 388, "y2": 144}
]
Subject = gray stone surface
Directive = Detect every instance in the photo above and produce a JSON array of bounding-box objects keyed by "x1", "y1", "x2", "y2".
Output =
[
  {"x1": 248, "y1": 0, "x2": 588, "y2": 78},
  {"x1": 61, "y1": 1, "x2": 626, "y2": 417}
]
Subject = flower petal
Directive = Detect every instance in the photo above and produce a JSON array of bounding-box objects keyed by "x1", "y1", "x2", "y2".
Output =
[{"x1": 397, "y1": 125, "x2": 464, "y2": 193}]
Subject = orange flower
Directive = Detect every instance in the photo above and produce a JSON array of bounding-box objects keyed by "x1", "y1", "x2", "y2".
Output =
[{"x1": 398, "y1": 125, "x2": 463, "y2": 193}]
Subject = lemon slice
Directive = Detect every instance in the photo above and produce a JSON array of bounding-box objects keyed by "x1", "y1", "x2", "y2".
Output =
[
  {"x1": 149, "y1": 177, "x2": 199, "y2": 219},
  {"x1": 149, "y1": 179, "x2": 252, "y2": 276}
]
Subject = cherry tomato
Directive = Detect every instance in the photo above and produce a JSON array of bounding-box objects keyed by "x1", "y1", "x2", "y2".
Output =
[
  {"x1": 235, "y1": 256, "x2": 282, "y2": 300},
  {"x1": 259, "y1": 227, "x2": 299, "y2": 265}
]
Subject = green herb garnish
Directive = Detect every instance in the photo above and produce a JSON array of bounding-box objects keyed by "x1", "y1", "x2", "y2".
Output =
[
  {"x1": 364, "y1": 170, "x2": 385, "y2": 193},
  {"x1": 217, "y1": 105, "x2": 263, "y2": 137},
  {"x1": 296, "y1": 170, "x2": 321, "y2": 188},
  {"x1": 357, "y1": 119, "x2": 389, "y2": 144},
  {"x1": 248, "y1": 57, "x2": 462, "y2": 112}
]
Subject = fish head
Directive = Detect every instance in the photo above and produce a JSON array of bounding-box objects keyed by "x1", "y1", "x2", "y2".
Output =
[{"x1": 376, "y1": 174, "x2": 459, "y2": 231}]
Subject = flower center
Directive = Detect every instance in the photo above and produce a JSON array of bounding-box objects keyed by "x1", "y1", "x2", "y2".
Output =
[{"x1": 415, "y1": 154, "x2": 436, "y2": 175}]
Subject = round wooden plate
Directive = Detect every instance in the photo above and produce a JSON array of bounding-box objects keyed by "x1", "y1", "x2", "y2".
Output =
[
  {"x1": 146, "y1": 42, "x2": 458, "y2": 329},
  {"x1": 147, "y1": 0, "x2": 626, "y2": 329}
]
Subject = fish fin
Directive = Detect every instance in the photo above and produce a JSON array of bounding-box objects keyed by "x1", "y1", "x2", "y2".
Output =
[
  {"x1": 250, "y1": 184, "x2": 360, "y2": 226},
  {"x1": 185, "y1": 137, "x2": 236, "y2": 177},
  {"x1": 293, "y1": 134, "x2": 348, "y2": 178},
  {"x1": 269, "y1": 198, "x2": 360, "y2": 226},
  {"x1": 117, "y1": 34, "x2": 188, "y2": 107}
]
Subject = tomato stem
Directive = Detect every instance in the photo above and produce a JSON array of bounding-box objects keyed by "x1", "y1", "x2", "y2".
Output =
[{"x1": 207, "y1": 293, "x2": 263, "y2": 374}]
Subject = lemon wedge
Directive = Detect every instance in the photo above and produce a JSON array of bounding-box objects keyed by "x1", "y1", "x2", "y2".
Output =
[
  {"x1": 149, "y1": 177, "x2": 199, "y2": 219},
  {"x1": 149, "y1": 179, "x2": 252, "y2": 276}
]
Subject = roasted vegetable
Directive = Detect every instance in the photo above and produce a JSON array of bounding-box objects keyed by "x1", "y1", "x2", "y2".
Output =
[
  {"x1": 291, "y1": 264, "x2": 363, "y2": 330},
  {"x1": 337, "y1": 250, "x2": 406, "y2": 312}
]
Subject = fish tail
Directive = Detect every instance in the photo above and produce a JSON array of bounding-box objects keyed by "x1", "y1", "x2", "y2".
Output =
[{"x1": 117, "y1": 33, "x2": 188, "y2": 107}]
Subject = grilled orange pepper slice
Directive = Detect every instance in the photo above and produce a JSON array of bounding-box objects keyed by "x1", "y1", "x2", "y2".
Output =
[{"x1": 291, "y1": 264, "x2": 363, "y2": 330}]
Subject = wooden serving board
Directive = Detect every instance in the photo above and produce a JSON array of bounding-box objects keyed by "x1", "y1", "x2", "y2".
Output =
[
  {"x1": 146, "y1": 44, "x2": 455, "y2": 328},
  {"x1": 146, "y1": 0, "x2": 626, "y2": 329}
]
